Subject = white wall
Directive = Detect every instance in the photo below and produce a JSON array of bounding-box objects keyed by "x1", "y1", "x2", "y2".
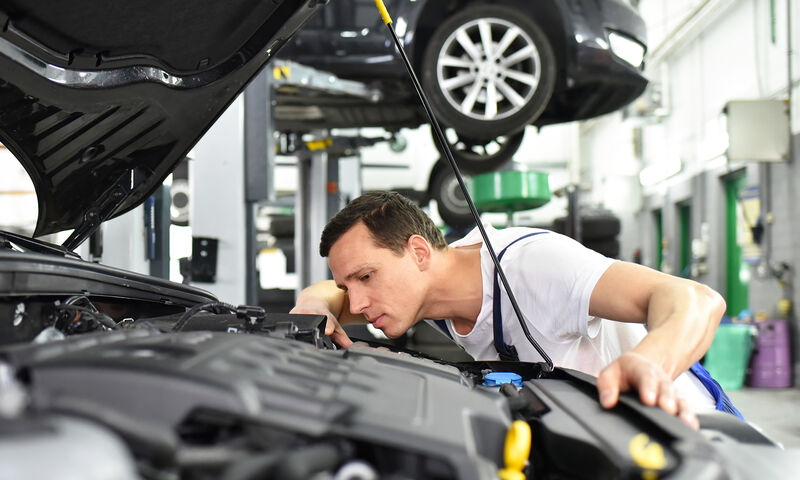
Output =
[
  {"x1": 0, "y1": 146, "x2": 37, "y2": 235},
  {"x1": 191, "y1": 96, "x2": 248, "y2": 305},
  {"x1": 638, "y1": 0, "x2": 797, "y2": 176}
]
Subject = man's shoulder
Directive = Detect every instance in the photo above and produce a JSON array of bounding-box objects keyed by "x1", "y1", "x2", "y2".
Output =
[
  {"x1": 500, "y1": 228, "x2": 614, "y2": 276},
  {"x1": 450, "y1": 225, "x2": 557, "y2": 248}
]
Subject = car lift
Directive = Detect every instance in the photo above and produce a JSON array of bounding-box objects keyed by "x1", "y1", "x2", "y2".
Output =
[
  {"x1": 268, "y1": 60, "x2": 386, "y2": 292},
  {"x1": 189, "y1": 58, "x2": 385, "y2": 305}
]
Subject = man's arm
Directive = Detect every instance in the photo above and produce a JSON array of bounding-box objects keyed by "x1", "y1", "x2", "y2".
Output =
[
  {"x1": 290, "y1": 280, "x2": 366, "y2": 347},
  {"x1": 589, "y1": 261, "x2": 725, "y2": 427}
]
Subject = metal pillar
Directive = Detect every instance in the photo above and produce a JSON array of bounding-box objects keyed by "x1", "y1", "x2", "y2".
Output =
[
  {"x1": 295, "y1": 135, "x2": 339, "y2": 291},
  {"x1": 244, "y1": 69, "x2": 275, "y2": 305},
  {"x1": 149, "y1": 185, "x2": 171, "y2": 279},
  {"x1": 565, "y1": 185, "x2": 581, "y2": 243}
]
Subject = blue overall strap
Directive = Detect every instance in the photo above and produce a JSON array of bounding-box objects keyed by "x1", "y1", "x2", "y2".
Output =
[
  {"x1": 493, "y1": 232, "x2": 548, "y2": 361},
  {"x1": 433, "y1": 319, "x2": 453, "y2": 339},
  {"x1": 689, "y1": 361, "x2": 745, "y2": 419}
]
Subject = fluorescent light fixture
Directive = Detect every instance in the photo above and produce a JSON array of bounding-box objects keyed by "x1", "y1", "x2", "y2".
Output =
[
  {"x1": 609, "y1": 31, "x2": 645, "y2": 68},
  {"x1": 639, "y1": 157, "x2": 681, "y2": 186},
  {"x1": 340, "y1": 31, "x2": 358, "y2": 38}
]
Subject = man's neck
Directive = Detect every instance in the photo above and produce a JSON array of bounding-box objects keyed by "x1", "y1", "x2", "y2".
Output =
[{"x1": 422, "y1": 246, "x2": 483, "y2": 333}]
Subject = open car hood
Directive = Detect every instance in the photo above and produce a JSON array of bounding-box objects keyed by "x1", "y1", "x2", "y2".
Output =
[{"x1": 0, "y1": 0, "x2": 323, "y2": 241}]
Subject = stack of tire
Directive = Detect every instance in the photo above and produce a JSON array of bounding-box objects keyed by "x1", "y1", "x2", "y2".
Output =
[
  {"x1": 266, "y1": 214, "x2": 296, "y2": 275},
  {"x1": 257, "y1": 213, "x2": 296, "y2": 313},
  {"x1": 551, "y1": 209, "x2": 621, "y2": 259}
]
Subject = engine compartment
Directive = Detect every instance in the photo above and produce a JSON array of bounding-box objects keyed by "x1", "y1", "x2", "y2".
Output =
[
  {"x1": 0, "y1": 315, "x2": 513, "y2": 480},
  {"x1": 1, "y1": 248, "x2": 796, "y2": 479}
]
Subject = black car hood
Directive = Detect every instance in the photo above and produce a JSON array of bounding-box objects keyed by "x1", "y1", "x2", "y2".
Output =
[{"x1": 0, "y1": 0, "x2": 323, "y2": 240}]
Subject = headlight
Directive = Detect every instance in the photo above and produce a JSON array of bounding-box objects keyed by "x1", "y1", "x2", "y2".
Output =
[{"x1": 608, "y1": 31, "x2": 645, "y2": 68}]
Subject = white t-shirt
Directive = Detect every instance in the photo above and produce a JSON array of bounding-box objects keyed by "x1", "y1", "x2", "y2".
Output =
[{"x1": 442, "y1": 225, "x2": 716, "y2": 412}]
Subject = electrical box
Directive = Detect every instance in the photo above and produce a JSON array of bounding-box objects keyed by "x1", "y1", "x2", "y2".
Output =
[{"x1": 725, "y1": 99, "x2": 790, "y2": 162}]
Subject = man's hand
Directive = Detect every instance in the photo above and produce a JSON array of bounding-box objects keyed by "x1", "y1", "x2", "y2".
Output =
[
  {"x1": 597, "y1": 352, "x2": 699, "y2": 429},
  {"x1": 290, "y1": 301, "x2": 353, "y2": 348}
]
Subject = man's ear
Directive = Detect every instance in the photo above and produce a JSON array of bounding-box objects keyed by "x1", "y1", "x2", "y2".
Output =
[{"x1": 407, "y1": 235, "x2": 432, "y2": 269}]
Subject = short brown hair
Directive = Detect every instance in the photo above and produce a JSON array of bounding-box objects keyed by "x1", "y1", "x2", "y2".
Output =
[{"x1": 320, "y1": 191, "x2": 447, "y2": 257}]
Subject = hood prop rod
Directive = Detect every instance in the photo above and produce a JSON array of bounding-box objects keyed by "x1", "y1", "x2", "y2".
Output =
[
  {"x1": 373, "y1": 0, "x2": 553, "y2": 372},
  {"x1": 62, "y1": 169, "x2": 138, "y2": 251}
]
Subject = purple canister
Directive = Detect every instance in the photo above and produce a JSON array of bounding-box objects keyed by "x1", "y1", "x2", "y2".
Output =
[{"x1": 748, "y1": 319, "x2": 792, "y2": 388}]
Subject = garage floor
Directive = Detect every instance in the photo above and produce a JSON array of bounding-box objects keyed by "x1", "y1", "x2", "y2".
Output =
[{"x1": 727, "y1": 387, "x2": 800, "y2": 449}]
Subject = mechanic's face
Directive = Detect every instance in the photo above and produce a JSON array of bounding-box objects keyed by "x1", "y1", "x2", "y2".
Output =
[{"x1": 328, "y1": 222, "x2": 427, "y2": 338}]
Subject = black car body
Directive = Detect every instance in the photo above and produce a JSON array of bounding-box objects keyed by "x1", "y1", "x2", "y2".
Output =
[
  {"x1": 0, "y1": 1, "x2": 799, "y2": 479},
  {"x1": 0, "y1": 0, "x2": 316, "y2": 241},
  {"x1": 277, "y1": 0, "x2": 648, "y2": 171}
]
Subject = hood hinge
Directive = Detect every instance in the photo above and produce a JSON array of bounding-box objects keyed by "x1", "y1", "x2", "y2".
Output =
[{"x1": 62, "y1": 169, "x2": 139, "y2": 251}]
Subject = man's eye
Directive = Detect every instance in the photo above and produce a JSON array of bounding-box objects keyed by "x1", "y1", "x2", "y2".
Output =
[{"x1": 360, "y1": 273, "x2": 371, "y2": 281}]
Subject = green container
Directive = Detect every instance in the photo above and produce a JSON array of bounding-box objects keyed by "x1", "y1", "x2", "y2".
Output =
[
  {"x1": 702, "y1": 324, "x2": 755, "y2": 390},
  {"x1": 469, "y1": 170, "x2": 550, "y2": 213}
]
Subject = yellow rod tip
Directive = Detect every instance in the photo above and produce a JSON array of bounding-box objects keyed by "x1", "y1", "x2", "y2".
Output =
[{"x1": 374, "y1": 0, "x2": 393, "y2": 24}]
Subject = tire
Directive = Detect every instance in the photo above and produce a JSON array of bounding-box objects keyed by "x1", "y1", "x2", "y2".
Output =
[
  {"x1": 430, "y1": 164, "x2": 474, "y2": 229},
  {"x1": 432, "y1": 126, "x2": 523, "y2": 173},
  {"x1": 583, "y1": 238, "x2": 620, "y2": 259},
  {"x1": 170, "y1": 158, "x2": 190, "y2": 226},
  {"x1": 552, "y1": 212, "x2": 621, "y2": 241},
  {"x1": 169, "y1": 179, "x2": 190, "y2": 227},
  {"x1": 581, "y1": 213, "x2": 621, "y2": 240},
  {"x1": 421, "y1": 4, "x2": 556, "y2": 140},
  {"x1": 268, "y1": 214, "x2": 295, "y2": 238}
]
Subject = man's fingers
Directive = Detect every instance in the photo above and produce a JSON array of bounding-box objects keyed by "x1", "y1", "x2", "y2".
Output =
[
  {"x1": 676, "y1": 397, "x2": 699, "y2": 430},
  {"x1": 636, "y1": 371, "x2": 659, "y2": 406},
  {"x1": 324, "y1": 315, "x2": 337, "y2": 335},
  {"x1": 656, "y1": 378, "x2": 678, "y2": 414},
  {"x1": 599, "y1": 352, "x2": 698, "y2": 427},
  {"x1": 331, "y1": 328, "x2": 353, "y2": 348},
  {"x1": 597, "y1": 362, "x2": 622, "y2": 409}
]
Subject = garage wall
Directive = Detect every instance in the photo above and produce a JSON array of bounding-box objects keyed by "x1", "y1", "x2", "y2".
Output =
[
  {"x1": 577, "y1": 115, "x2": 642, "y2": 262},
  {"x1": 579, "y1": 0, "x2": 800, "y2": 382}
]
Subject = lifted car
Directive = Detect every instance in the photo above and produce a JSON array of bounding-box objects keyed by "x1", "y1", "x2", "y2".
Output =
[{"x1": 278, "y1": 0, "x2": 649, "y2": 172}]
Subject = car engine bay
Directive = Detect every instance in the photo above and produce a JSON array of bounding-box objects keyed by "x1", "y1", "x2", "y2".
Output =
[{"x1": 4, "y1": 235, "x2": 800, "y2": 479}]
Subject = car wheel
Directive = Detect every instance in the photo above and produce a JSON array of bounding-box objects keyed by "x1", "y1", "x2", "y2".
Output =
[
  {"x1": 433, "y1": 126, "x2": 523, "y2": 173},
  {"x1": 421, "y1": 4, "x2": 556, "y2": 140},
  {"x1": 430, "y1": 165, "x2": 474, "y2": 229}
]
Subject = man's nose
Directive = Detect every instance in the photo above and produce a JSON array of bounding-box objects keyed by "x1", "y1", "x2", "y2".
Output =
[{"x1": 349, "y1": 290, "x2": 368, "y2": 314}]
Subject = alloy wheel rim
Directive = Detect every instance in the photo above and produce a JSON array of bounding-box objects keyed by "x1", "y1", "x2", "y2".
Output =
[
  {"x1": 444, "y1": 127, "x2": 513, "y2": 159},
  {"x1": 437, "y1": 17, "x2": 541, "y2": 121}
]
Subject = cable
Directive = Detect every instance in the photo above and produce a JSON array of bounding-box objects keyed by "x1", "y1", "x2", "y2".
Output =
[
  {"x1": 372, "y1": 1, "x2": 553, "y2": 372},
  {"x1": 171, "y1": 302, "x2": 238, "y2": 332},
  {"x1": 55, "y1": 303, "x2": 119, "y2": 332}
]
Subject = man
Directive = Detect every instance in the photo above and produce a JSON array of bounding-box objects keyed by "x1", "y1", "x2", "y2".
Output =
[{"x1": 292, "y1": 191, "x2": 730, "y2": 427}]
